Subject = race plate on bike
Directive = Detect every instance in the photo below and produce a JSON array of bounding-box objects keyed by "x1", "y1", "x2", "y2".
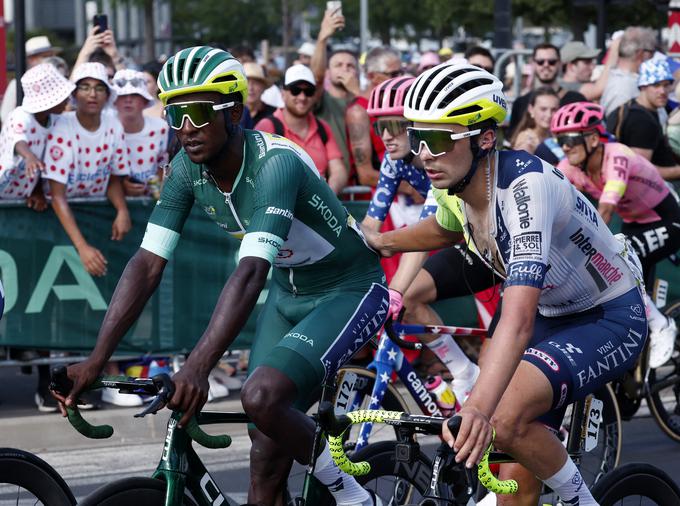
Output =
[
  {"x1": 585, "y1": 396, "x2": 603, "y2": 452},
  {"x1": 333, "y1": 370, "x2": 358, "y2": 415}
]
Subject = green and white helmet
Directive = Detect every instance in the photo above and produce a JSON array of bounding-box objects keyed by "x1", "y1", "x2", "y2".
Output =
[{"x1": 158, "y1": 46, "x2": 248, "y2": 106}]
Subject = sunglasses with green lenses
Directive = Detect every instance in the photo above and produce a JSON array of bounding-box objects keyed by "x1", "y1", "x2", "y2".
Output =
[
  {"x1": 407, "y1": 127, "x2": 482, "y2": 157},
  {"x1": 164, "y1": 101, "x2": 235, "y2": 130},
  {"x1": 373, "y1": 119, "x2": 411, "y2": 137}
]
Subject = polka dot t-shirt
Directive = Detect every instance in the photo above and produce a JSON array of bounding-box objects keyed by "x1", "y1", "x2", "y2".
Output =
[
  {"x1": 43, "y1": 111, "x2": 130, "y2": 197},
  {"x1": 0, "y1": 106, "x2": 49, "y2": 199},
  {"x1": 122, "y1": 116, "x2": 169, "y2": 189}
]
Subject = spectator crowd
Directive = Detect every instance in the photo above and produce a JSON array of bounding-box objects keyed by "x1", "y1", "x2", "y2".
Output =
[{"x1": 2, "y1": 10, "x2": 680, "y2": 412}]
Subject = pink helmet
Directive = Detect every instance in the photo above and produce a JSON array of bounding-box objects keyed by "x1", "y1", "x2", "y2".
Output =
[
  {"x1": 550, "y1": 101, "x2": 606, "y2": 135},
  {"x1": 367, "y1": 76, "x2": 416, "y2": 117}
]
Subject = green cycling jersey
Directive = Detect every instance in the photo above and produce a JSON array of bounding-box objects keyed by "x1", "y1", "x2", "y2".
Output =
[{"x1": 140, "y1": 129, "x2": 383, "y2": 294}]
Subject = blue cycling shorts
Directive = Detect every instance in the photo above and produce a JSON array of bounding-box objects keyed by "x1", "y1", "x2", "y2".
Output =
[{"x1": 521, "y1": 287, "x2": 647, "y2": 429}]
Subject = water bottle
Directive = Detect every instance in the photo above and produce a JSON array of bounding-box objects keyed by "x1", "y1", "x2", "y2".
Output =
[{"x1": 425, "y1": 374, "x2": 456, "y2": 416}]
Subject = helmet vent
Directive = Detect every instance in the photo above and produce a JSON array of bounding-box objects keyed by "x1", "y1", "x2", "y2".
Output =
[
  {"x1": 213, "y1": 75, "x2": 237, "y2": 83},
  {"x1": 447, "y1": 104, "x2": 482, "y2": 118},
  {"x1": 187, "y1": 58, "x2": 200, "y2": 81},
  {"x1": 416, "y1": 65, "x2": 459, "y2": 110},
  {"x1": 440, "y1": 77, "x2": 494, "y2": 110}
]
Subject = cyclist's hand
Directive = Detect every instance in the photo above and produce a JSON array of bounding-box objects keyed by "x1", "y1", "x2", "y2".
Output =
[
  {"x1": 51, "y1": 360, "x2": 103, "y2": 416},
  {"x1": 360, "y1": 225, "x2": 393, "y2": 257},
  {"x1": 387, "y1": 288, "x2": 403, "y2": 321},
  {"x1": 442, "y1": 406, "x2": 492, "y2": 469},
  {"x1": 167, "y1": 366, "x2": 209, "y2": 428},
  {"x1": 78, "y1": 244, "x2": 107, "y2": 276}
]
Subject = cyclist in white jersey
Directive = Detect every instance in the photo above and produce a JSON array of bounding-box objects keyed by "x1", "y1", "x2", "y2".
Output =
[{"x1": 363, "y1": 63, "x2": 646, "y2": 506}]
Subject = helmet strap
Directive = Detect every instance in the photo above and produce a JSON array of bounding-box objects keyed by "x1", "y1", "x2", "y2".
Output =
[{"x1": 447, "y1": 124, "x2": 496, "y2": 195}]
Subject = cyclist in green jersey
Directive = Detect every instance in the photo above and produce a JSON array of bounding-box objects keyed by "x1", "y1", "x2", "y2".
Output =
[{"x1": 52, "y1": 46, "x2": 387, "y2": 506}]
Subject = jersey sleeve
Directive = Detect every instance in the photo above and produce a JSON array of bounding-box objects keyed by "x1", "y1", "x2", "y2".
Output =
[
  {"x1": 367, "y1": 154, "x2": 401, "y2": 221},
  {"x1": 600, "y1": 145, "x2": 630, "y2": 206},
  {"x1": 433, "y1": 189, "x2": 464, "y2": 232},
  {"x1": 140, "y1": 154, "x2": 194, "y2": 259},
  {"x1": 238, "y1": 153, "x2": 302, "y2": 264},
  {"x1": 42, "y1": 118, "x2": 74, "y2": 185},
  {"x1": 419, "y1": 187, "x2": 438, "y2": 220},
  {"x1": 6, "y1": 108, "x2": 31, "y2": 149},
  {"x1": 504, "y1": 172, "x2": 555, "y2": 290}
]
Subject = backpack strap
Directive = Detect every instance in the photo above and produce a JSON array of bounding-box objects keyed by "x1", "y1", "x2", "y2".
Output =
[
  {"x1": 267, "y1": 115, "x2": 285, "y2": 136},
  {"x1": 315, "y1": 117, "x2": 328, "y2": 145}
]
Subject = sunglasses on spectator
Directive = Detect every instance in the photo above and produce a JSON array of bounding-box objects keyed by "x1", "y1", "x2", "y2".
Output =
[
  {"x1": 535, "y1": 58, "x2": 559, "y2": 66},
  {"x1": 114, "y1": 77, "x2": 147, "y2": 88},
  {"x1": 164, "y1": 100, "x2": 235, "y2": 130},
  {"x1": 77, "y1": 83, "x2": 109, "y2": 95},
  {"x1": 555, "y1": 133, "x2": 586, "y2": 148},
  {"x1": 380, "y1": 69, "x2": 404, "y2": 78},
  {"x1": 407, "y1": 127, "x2": 482, "y2": 157},
  {"x1": 374, "y1": 119, "x2": 411, "y2": 137},
  {"x1": 286, "y1": 85, "x2": 316, "y2": 97}
]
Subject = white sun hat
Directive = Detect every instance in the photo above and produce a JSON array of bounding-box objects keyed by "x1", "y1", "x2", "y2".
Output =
[
  {"x1": 71, "y1": 62, "x2": 117, "y2": 102},
  {"x1": 20, "y1": 62, "x2": 75, "y2": 113},
  {"x1": 112, "y1": 68, "x2": 154, "y2": 103}
]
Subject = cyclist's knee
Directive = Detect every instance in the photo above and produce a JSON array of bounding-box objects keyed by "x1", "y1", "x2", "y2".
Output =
[
  {"x1": 241, "y1": 368, "x2": 295, "y2": 421},
  {"x1": 491, "y1": 409, "x2": 531, "y2": 452}
]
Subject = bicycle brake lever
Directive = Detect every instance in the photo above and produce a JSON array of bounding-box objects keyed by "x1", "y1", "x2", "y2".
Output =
[{"x1": 134, "y1": 373, "x2": 175, "y2": 418}]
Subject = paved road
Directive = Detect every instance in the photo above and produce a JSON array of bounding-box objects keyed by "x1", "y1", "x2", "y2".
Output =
[{"x1": 1, "y1": 365, "x2": 678, "y2": 504}]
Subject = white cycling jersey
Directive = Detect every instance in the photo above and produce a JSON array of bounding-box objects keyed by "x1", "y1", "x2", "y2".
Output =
[{"x1": 435, "y1": 149, "x2": 643, "y2": 317}]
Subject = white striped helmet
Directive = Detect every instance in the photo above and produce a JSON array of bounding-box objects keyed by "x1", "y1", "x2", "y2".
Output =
[{"x1": 404, "y1": 62, "x2": 507, "y2": 126}]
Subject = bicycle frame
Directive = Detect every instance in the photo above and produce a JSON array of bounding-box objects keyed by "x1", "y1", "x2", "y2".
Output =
[
  {"x1": 151, "y1": 411, "x2": 248, "y2": 506},
  {"x1": 347, "y1": 323, "x2": 470, "y2": 452}
]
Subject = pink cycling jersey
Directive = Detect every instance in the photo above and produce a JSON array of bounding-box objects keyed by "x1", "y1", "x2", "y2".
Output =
[{"x1": 558, "y1": 142, "x2": 669, "y2": 224}]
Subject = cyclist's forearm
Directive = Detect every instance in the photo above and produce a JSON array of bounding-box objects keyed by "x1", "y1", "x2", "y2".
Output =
[
  {"x1": 185, "y1": 257, "x2": 270, "y2": 376},
  {"x1": 465, "y1": 285, "x2": 539, "y2": 417},
  {"x1": 380, "y1": 215, "x2": 460, "y2": 253},
  {"x1": 389, "y1": 251, "x2": 429, "y2": 294},
  {"x1": 90, "y1": 249, "x2": 166, "y2": 366}
]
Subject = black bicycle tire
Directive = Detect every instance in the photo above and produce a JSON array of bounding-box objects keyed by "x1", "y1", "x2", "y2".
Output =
[
  {"x1": 353, "y1": 440, "x2": 449, "y2": 503},
  {"x1": 79, "y1": 477, "x2": 198, "y2": 506},
  {"x1": 646, "y1": 300, "x2": 680, "y2": 443},
  {"x1": 590, "y1": 462, "x2": 680, "y2": 506},
  {"x1": 0, "y1": 447, "x2": 76, "y2": 506},
  {"x1": 336, "y1": 366, "x2": 412, "y2": 446}
]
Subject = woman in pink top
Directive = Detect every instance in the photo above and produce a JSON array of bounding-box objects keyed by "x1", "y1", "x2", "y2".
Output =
[{"x1": 551, "y1": 101, "x2": 680, "y2": 367}]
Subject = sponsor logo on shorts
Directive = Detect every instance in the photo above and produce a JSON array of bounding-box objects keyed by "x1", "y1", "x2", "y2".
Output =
[
  {"x1": 577, "y1": 328, "x2": 643, "y2": 388},
  {"x1": 525, "y1": 348, "x2": 559, "y2": 371},
  {"x1": 548, "y1": 341, "x2": 580, "y2": 366},
  {"x1": 512, "y1": 232, "x2": 542, "y2": 258},
  {"x1": 285, "y1": 331, "x2": 314, "y2": 346},
  {"x1": 556, "y1": 382, "x2": 568, "y2": 409}
]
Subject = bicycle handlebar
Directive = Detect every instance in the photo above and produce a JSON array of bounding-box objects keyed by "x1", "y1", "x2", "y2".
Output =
[
  {"x1": 383, "y1": 317, "x2": 422, "y2": 350},
  {"x1": 318, "y1": 402, "x2": 518, "y2": 495},
  {"x1": 50, "y1": 366, "x2": 231, "y2": 449}
]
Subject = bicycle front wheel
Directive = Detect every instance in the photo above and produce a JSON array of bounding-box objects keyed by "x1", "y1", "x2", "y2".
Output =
[
  {"x1": 590, "y1": 462, "x2": 680, "y2": 506},
  {"x1": 79, "y1": 477, "x2": 197, "y2": 506},
  {"x1": 0, "y1": 448, "x2": 75, "y2": 506},
  {"x1": 646, "y1": 300, "x2": 680, "y2": 442}
]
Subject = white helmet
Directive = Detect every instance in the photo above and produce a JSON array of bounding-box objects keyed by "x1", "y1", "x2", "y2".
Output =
[{"x1": 404, "y1": 63, "x2": 507, "y2": 126}]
